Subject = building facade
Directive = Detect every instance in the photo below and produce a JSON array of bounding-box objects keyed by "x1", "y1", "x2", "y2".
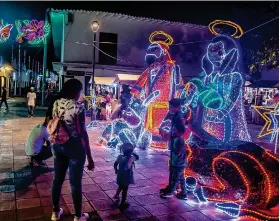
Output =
[{"x1": 49, "y1": 9, "x2": 213, "y2": 93}]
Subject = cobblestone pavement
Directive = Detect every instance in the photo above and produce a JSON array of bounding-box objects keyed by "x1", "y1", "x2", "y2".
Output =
[{"x1": 0, "y1": 105, "x2": 277, "y2": 221}]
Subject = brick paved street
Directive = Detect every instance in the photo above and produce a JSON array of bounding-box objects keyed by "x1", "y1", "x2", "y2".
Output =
[{"x1": 0, "y1": 101, "x2": 276, "y2": 221}]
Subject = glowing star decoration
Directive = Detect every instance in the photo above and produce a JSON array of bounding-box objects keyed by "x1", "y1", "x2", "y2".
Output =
[
  {"x1": 15, "y1": 20, "x2": 50, "y2": 44},
  {"x1": 253, "y1": 102, "x2": 279, "y2": 138},
  {"x1": 208, "y1": 20, "x2": 244, "y2": 39},
  {"x1": 253, "y1": 102, "x2": 279, "y2": 153},
  {"x1": 200, "y1": 35, "x2": 251, "y2": 143},
  {"x1": 0, "y1": 20, "x2": 13, "y2": 43}
]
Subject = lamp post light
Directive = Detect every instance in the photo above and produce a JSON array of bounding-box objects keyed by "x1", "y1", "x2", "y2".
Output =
[{"x1": 90, "y1": 21, "x2": 99, "y2": 121}]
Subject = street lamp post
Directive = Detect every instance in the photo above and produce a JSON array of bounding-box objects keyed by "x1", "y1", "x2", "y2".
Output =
[{"x1": 90, "y1": 21, "x2": 99, "y2": 121}]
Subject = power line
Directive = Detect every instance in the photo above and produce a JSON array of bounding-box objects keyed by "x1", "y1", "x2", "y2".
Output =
[
  {"x1": 92, "y1": 43, "x2": 134, "y2": 64},
  {"x1": 66, "y1": 40, "x2": 137, "y2": 64},
  {"x1": 243, "y1": 16, "x2": 279, "y2": 35},
  {"x1": 64, "y1": 16, "x2": 279, "y2": 65},
  {"x1": 172, "y1": 40, "x2": 211, "y2": 46}
]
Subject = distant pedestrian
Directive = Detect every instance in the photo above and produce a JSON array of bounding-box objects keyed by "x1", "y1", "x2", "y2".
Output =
[
  {"x1": 25, "y1": 116, "x2": 51, "y2": 166},
  {"x1": 45, "y1": 86, "x2": 52, "y2": 106},
  {"x1": 274, "y1": 92, "x2": 279, "y2": 104},
  {"x1": 0, "y1": 86, "x2": 8, "y2": 110},
  {"x1": 27, "y1": 87, "x2": 36, "y2": 118},
  {"x1": 113, "y1": 143, "x2": 139, "y2": 210}
]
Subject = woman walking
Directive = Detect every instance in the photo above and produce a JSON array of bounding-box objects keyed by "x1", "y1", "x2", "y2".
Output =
[{"x1": 49, "y1": 79, "x2": 95, "y2": 221}]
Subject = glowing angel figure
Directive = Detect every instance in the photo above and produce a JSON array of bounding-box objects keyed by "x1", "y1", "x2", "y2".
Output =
[
  {"x1": 15, "y1": 20, "x2": 50, "y2": 44},
  {"x1": 161, "y1": 79, "x2": 279, "y2": 221},
  {"x1": 0, "y1": 20, "x2": 13, "y2": 43},
  {"x1": 130, "y1": 31, "x2": 185, "y2": 148},
  {"x1": 201, "y1": 35, "x2": 251, "y2": 142}
]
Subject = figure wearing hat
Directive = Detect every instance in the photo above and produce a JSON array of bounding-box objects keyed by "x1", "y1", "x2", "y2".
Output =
[
  {"x1": 131, "y1": 31, "x2": 185, "y2": 149},
  {"x1": 27, "y1": 87, "x2": 36, "y2": 118}
]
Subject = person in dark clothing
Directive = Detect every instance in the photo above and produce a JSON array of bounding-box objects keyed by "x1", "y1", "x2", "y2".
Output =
[
  {"x1": 119, "y1": 85, "x2": 132, "y2": 118},
  {"x1": 161, "y1": 122, "x2": 188, "y2": 199},
  {"x1": 159, "y1": 98, "x2": 185, "y2": 196},
  {"x1": 113, "y1": 143, "x2": 139, "y2": 210},
  {"x1": 0, "y1": 87, "x2": 8, "y2": 110}
]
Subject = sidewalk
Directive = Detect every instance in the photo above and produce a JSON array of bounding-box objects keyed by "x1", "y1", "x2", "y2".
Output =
[{"x1": 0, "y1": 113, "x2": 276, "y2": 221}]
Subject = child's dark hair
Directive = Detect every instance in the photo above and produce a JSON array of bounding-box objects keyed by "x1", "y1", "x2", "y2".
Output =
[
  {"x1": 174, "y1": 122, "x2": 186, "y2": 134},
  {"x1": 120, "y1": 143, "x2": 134, "y2": 156}
]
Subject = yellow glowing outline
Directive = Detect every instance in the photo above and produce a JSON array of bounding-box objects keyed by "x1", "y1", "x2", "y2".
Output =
[
  {"x1": 149, "y1": 31, "x2": 174, "y2": 47},
  {"x1": 208, "y1": 20, "x2": 244, "y2": 39},
  {"x1": 84, "y1": 96, "x2": 93, "y2": 110},
  {"x1": 253, "y1": 102, "x2": 279, "y2": 138}
]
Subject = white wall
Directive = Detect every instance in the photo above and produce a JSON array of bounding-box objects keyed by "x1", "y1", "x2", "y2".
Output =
[{"x1": 62, "y1": 11, "x2": 212, "y2": 79}]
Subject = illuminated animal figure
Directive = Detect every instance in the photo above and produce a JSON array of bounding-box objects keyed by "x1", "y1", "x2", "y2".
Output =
[
  {"x1": 130, "y1": 31, "x2": 185, "y2": 149},
  {"x1": 99, "y1": 91, "x2": 160, "y2": 149},
  {"x1": 201, "y1": 35, "x2": 251, "y2": 142},
  {"x1": 0, "y1": 20, "x2": 13, "y2": 43}
]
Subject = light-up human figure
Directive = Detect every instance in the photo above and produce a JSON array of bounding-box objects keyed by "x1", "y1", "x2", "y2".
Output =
[
  {"x1": 164, "y1": 36, "x2": 278, "y2": 220},
  {"x1": 130, "y1": 31, "x2": 185, "y2": 148},
  {"x1": 100, "y1": 31, "x2": 184, "y2": 149},
  {"x1": 200, "y1": 35, "x2": 251, "y2": 142}
]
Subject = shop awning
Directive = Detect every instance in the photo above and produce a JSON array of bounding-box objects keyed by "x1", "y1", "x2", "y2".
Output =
[
  {"x1": 247, "y1": 80, "x2": 279, "y2": 88},
  {"x1": 245, "y1": 81, "x2": 252, "y2": 86},
  {"x1": 88, "y1": 77, "x2": 115, "y2": 85},
  {"x1": 115, "y1": 74, "x2": 140, "y2": 85}
]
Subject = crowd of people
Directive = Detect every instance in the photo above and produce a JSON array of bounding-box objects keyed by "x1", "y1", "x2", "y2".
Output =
[
  {"x1": 92, "y1": 85, "x2": 132, "y2": 121},
  {"x1": 21, "y1": 79, "x2": 194, "y2": 220},
  {"x1": 244, "y1": 89, "x2": 279, "y2": 124},
  {"x1": 1, "y1": 74, "x2": 275, "y2": 221}
]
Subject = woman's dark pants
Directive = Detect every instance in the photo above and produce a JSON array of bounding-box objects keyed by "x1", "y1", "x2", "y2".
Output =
[{"x1": 51, "y1": 138, "x2": 86, "y2": 217}]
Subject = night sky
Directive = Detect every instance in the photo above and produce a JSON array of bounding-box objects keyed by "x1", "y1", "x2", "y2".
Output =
[{"x1": 0, "y1": 1, "x2": 278, "y2": 72}]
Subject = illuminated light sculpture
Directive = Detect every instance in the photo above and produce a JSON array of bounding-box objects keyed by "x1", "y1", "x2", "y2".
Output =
[
  {"x1": 184, "y1": 176, "x2": 208, "y2": 203},
  {"x1": 159, "y1": 35, "x2": 279, "y2": 220},
  {"x1": 200, "y1": 35, "x2": 251, "y2": 143},
  {"x1": 99, "y1": 91, "x2": 159, "y2": 149},
  {"x1": 253, "y1": 102, "x2": 279, "y2": 153},
  {"x1": 0, "y1": 20, "x2": 13, "y2": 43},
  {"x1": 130, "y1": 31, "x2": 185, "y2": 149},
  {"x1": 208, "y1": 20, "x2": 244, "y2": 39},
  {"x1": 270, "y1": 109, "x2": 279, "y2": 153},
  {"x1": 15, "y1": 20, "x2": 50, "y2": 44},
  {"x1": 182, "y1": 144, "x2": 279, "y2": 220},
  {"x1": 215, "y1": 203, "x2": 241, "y2": 217},
  {"x1": 100, "y1": 31, "x2": 184, "y2": 149}
]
